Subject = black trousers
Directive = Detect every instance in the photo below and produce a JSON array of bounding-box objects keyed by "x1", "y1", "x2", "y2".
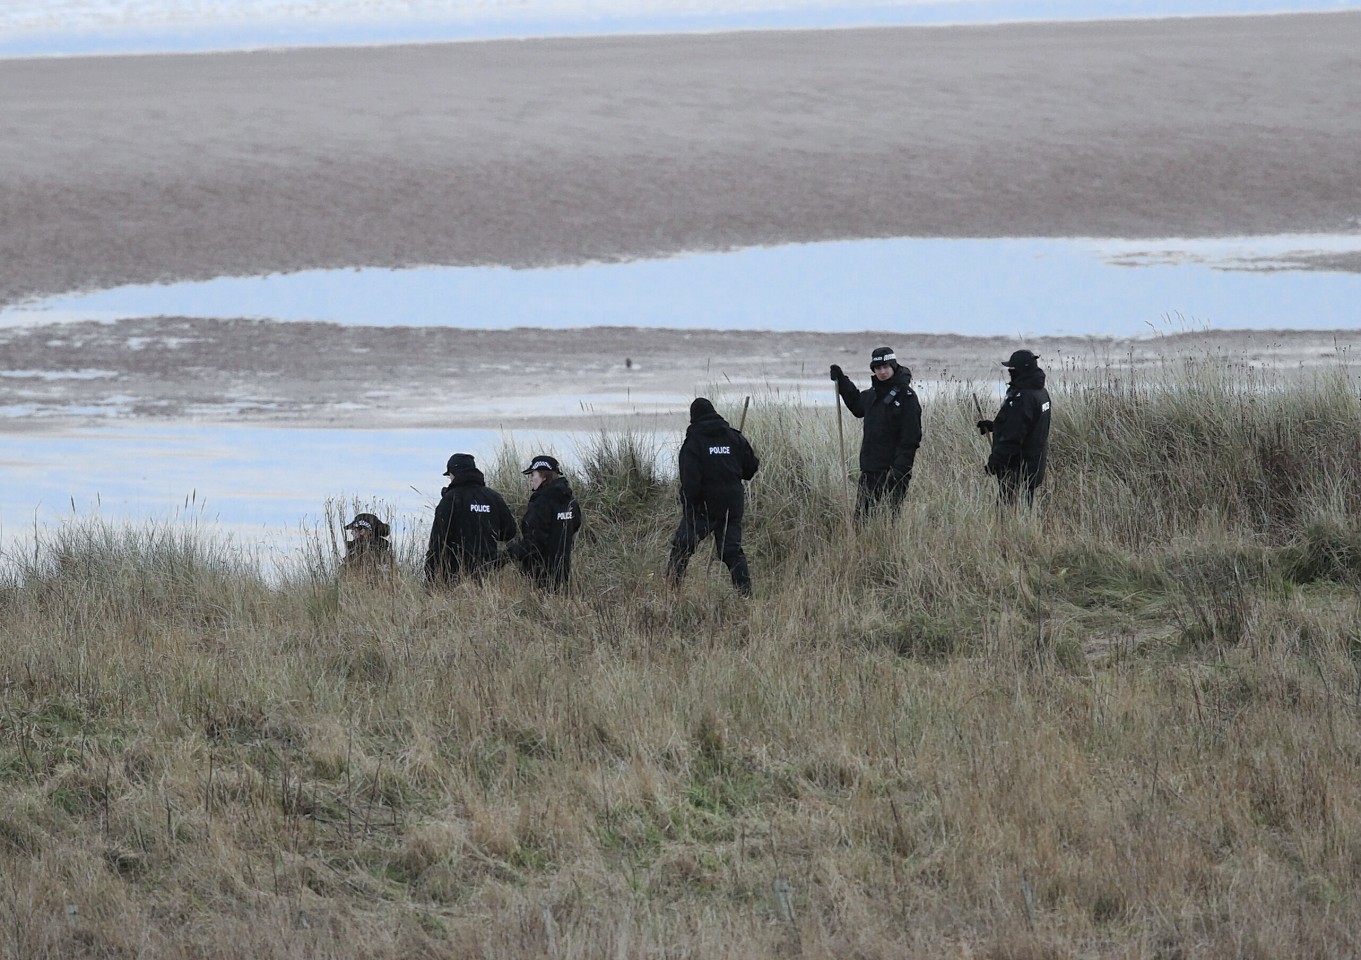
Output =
[
  {"x1": 996, "y1": 470, "x2": 1040, "y2": 508},
  {"x1": 855, "y1": 470, "x2": 909, "y2": 519},
  {"x1": 667, "y1": 509, "x2": 751, "y2": 595}
]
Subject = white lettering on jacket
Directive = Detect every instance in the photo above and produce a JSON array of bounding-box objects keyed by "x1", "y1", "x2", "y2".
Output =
[
  {"x1": 557, "y1": 511, "x2": 575, "y2": 521},
  {"x1": 1041, "y1": 401, "x2": 1051, "y2": 412},
  {"x1": 470, "y1": 503, "x2": 491, "y2": 513},
  {"x1": 709, "y1": 445, "x2": 731, "y2": 455}
]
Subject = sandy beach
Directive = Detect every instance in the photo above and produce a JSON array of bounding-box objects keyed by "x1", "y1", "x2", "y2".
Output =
[
  {"x1": 3, "y1": 12, "x2": 1361, "y2": 309},
  {"x1": 2, "y1": 12, "x2": 1360, "y2": 432}
]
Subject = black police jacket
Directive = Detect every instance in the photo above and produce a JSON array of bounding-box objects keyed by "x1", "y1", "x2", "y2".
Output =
[
  {"x1": 990, "y1": 367, "x2": 1051, "y2": 484},
  {"x1": 678, "y1": 411, "x2": 759, "y2": 520},
  {"x1": 835, "y1": 366, "x2": 922, "y2": 476},
  {"x1": 508, "y1": 476, "x2": 582, "y2": 588},
  {"x1": 425, "y1": 469, "x2": 517, "y2": 582}
]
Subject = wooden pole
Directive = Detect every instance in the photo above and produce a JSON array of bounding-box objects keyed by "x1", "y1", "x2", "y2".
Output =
[
  {"x1": 737, "y1": 395, "x2": 751, "y2": 432},
  {"x1": 835, "y1": 384, "x2": 853, "y2": 534}
]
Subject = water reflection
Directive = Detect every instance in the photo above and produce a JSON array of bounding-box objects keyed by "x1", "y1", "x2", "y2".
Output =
[{"x1": 5, "y1": 235, "x2": 1359, "y2": 339}]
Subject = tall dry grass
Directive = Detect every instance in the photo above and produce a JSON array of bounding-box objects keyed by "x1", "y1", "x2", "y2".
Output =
[{"x1": 2, "y1": 357, "x2": 1360, "y2": 958}]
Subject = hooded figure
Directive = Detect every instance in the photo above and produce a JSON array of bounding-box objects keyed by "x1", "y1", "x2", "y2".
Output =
[
  {"x1": 830, "y1": 346, "x2": 923, "y2": 518},
  {"x1": 978, "y1": 349, "x2": 1052, "y2": 506},
  {"x1": 425, "y1": 453, "x2": 517, "y2": 584},
  {"x1": 506, "y1": 454, "x2": 583, "y2": 591},
  {"x1": 666, "y1": 397, "x2": 759, "y2": 596},
  {"x1": 342, "y1": 512, "x2": 393, "y2": 582}
]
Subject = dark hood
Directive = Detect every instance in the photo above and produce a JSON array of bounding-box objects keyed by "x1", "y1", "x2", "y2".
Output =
[
  {"x1": 445, "y1": 466, "x2": 487, "y2": 489},
  {"x1": 686, "y1": 410, "x2": 733, "y2": 442},
  {"x1": 689, "y1": 397, "x2": 717, "y2": 421}
]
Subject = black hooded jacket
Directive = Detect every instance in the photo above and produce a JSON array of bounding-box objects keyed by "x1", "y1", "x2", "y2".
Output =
[
  {"x1": 990, "y1": 366, "x2": 1051, "y2": 484},
  {"x1": 508, "y1": 475, "x2": 582, "y2": 589},
  {"x1": 425, "y1": 466, "x2": 517, "y2": 582},
  {"x1": 678, "y1": 401, "x2": 759, "y2": 520},
  {"x1": 835, "y1": 365, "x2": 923, "y2": 475}
]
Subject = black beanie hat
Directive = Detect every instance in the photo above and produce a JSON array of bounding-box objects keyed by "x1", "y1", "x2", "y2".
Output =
[
  {"x1": 690, "y1": 397, "x2": 717, "y2": 421},
  {"x1": 870, "y1": 346, "x2": 898, "y2": 370},
  {"x1": 444, "y1": 452, "x2": 477, "y2": 477}
]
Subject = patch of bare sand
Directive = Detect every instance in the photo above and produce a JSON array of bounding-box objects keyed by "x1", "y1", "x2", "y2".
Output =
[
  {"x1": 1, "y1": 318, "x2": 1355, "y2": 433},
  {"x1": 2, "y1": 13, "x2": 1361, "y2": 308}
]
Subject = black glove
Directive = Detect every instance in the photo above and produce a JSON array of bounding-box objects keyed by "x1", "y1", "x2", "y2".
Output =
[
  {"x1": 829, "y1": 364, "x2": 843, "y2": 381},
  {"x1": 976, "y1": 419, "x2": 994, "y2": 435}
]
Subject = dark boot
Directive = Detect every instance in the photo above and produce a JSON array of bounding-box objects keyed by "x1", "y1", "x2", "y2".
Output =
[
  {"x1": 666, "y1": 548, "x2": 690, "y2": 587},
  {"x1": 730, "y1": 559, "x2": 752, "y2": 598}
]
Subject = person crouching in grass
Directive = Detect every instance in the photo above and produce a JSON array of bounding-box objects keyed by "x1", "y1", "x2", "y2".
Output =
[{"x1": 341, "y1": 513, "x2": 393, "y2": 583}]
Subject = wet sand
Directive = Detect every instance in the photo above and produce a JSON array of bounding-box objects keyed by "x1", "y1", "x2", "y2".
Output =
[
  {"x1": 3, "y1": 14, "x2": 1360, "y2": 433},
  {"x1": 1, "y1": 318, "x2": 1355, "y2": 431},
  {"x1": 2, "y1": 12, "x2": 1361, "y2": 309}
]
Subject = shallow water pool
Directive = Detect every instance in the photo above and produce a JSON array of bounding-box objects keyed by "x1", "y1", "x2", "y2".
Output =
[{"x1": 5, "y1": 235, "x2": 1358, "y2": 338}]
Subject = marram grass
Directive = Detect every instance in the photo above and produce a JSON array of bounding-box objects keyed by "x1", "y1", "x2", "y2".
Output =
[{"x1": 2, "y1": 361, "x2": 1360, "y2": 958}]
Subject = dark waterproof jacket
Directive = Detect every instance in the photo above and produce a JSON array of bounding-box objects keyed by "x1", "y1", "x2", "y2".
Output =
[
  {"x1": 425, "y1": 468, "x2": 517, "y2": 582},
  {"x1": 990, "y1": 367, "x2": 1051, "y2": 486},
  {"x1": 508, "y1": 476, "x2": 583, "y2": 589},
  {"x1": 678, "y1": 411, "x2": 760, "y2": 521},
  {"x1": 341, "y1": 538, "x2": 392, "y2": 583},
  {"x1": 836, "y1": 366, "x2": 923, "y2": 475}
]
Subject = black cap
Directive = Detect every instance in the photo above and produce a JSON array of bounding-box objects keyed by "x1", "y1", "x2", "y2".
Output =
[
  {"x1": 689, "y1": 397, "x2": 717, "y2": 421},
  {"x1": 870, "y1": 346, "x2": 897, "y2": 369},
  {"x1": 1002, "y1": 349, "x2": 1040, "y2": 368},
  {"x1": 521, "y1": 454, "x2": 561, "y2": 475},
  {"x1": 344, "y1": 513, "x2": 390, "y2": 538},
  {"x1": 444, "y1": 452, "x2": 476, "y2": 477}
]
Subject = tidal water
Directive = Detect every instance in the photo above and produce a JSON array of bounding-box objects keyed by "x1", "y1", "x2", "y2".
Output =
[
  {"x1": 5, "y1": 235, "x2": 1359, "y2": 337},
  {"x1": 0, "y1": 423, "x2": 639, "y2": 572}
]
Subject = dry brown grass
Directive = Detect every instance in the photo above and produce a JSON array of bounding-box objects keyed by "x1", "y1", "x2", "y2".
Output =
[{"x1": 2, "y1": 357, "x2": 1360, "y2": 958}]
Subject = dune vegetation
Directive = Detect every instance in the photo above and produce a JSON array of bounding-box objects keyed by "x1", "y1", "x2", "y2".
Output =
[{"x1": 2, "y1": 352, "x2": 1360, "y2": 959}]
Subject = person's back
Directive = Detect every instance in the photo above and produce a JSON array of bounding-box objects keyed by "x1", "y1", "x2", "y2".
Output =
[
  {"x1": 426, "y1": 453, "x2": 517, "y2": 583},
  {"x1": 668, "y1": 398, "x2": 759, "y2": 596},
  {"x1": 678, "y1": 400, "x2": 759, "y2": 517}
]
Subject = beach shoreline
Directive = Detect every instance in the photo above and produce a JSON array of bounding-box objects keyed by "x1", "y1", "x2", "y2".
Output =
[{"x1": 1, "y1": 318, "x2": 1356, "y2": 434}]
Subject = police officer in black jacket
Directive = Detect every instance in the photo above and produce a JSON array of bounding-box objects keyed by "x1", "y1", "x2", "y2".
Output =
[
  {"x1": 977, "y1": 349, "x2": 1052, "y2": 506},
  {"x1": 506, "y1": 454, "x2": 582, "y2": 591},
  {"x1": 830, "y1": 346, "x2": 923, "y2": 518},
  {"x1": 425, "y1": 452, "x2": 517, "y2": 584},
  {"x1": 667, "y1": 397, "x2": 760, "y2": 596}
]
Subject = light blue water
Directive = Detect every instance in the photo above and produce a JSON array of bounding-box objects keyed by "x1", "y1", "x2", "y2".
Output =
[
  {"x1": 3, "y1": 1, "x2": 1359, "y2": 58},
  {"x1": 0, "y1": 423, "x2": 654, "y2": 569},
  {"x1": 7, "y1": 235, "x2": 1359, "y2": 338}
]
